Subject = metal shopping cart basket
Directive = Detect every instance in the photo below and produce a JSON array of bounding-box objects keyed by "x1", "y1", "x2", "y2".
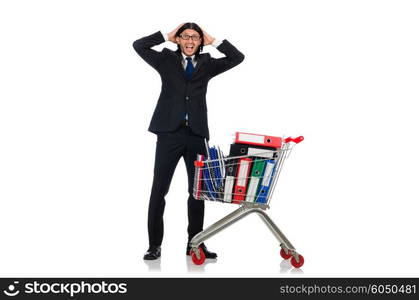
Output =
[{"x1": 190, "y1": 135, "x2": 305, "y2": 267}]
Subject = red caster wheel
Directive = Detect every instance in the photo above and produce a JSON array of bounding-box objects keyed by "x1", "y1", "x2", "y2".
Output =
[
  {"x1": 290, "y1": 254, "x2": 304, "y2": 268},
  {"x1": 190, "y1": 247, "x2": 206, "y2": 265},
  {"x1": 280, "y1": 248, "x2": 292, "y2": 260}
]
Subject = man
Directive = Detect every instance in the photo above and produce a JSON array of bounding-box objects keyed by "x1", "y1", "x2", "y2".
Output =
[{"x1": 133, "y1": 22, "x2": 244, "y2": 260}]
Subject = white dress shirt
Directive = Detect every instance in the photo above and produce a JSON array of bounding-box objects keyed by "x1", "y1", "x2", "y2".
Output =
[{"x1": 181, "y1": 53, "x2": 197, "y2": 69}]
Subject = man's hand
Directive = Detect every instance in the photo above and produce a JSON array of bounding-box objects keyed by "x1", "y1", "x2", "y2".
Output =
[
  {"x1": 168, "y1": 23, "x2": 185, "y2": 43},
  {"x1": 202, "y1": 28, "x2": 215, "y2": 46}
]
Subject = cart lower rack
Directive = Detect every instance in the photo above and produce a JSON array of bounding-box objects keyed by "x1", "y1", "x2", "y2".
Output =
[{"x1": 190, "y1": 135, "x2": 305, "y2": 268}]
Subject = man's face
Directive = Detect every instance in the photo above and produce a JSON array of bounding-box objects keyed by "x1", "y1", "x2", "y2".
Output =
[{"x1": 176, "y1": 29, "x2": 202, "y2": 56}]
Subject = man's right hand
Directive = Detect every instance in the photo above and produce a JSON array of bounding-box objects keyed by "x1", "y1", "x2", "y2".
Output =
[{"x1": 168, "y1": 23, "x2": 185, "y2": 43}]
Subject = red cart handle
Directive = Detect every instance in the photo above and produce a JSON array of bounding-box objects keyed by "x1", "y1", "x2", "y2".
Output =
[
  {"x1": 194, "y1": 160, "x2": 204, "y2": 167},
  {"x1": 285, "y1": 136, "x2": 304, "y2": 144}
]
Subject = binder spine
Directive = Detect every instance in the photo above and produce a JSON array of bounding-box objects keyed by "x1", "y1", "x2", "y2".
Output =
[
  {"x1": 233, "y1": 158, "x2": 252, "y2": 204},
  {"x1": 235, "y1": 132, "x2": 282, "y2": 148},
  {"x1": 255, "y1": 160, "x2": 276, "y2": 203},
  {"x1": 223, "y1": 158, "x2": 237, "y2": 203},
  {"x1": 245, "y1": 177, "x2": 259, "y2": 202},
  {"x1": 223, "y1": 176, "x2": 235, "y2": 203},
  {"x1": 245, "y1": 159, "x2": 266, "y2": 202},
  {"x1": 193, "y1": 154, "x2": 204, "y2": 199}
]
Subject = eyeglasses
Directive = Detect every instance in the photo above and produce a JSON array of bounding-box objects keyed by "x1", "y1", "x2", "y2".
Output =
[{"x1": 179, "y1": 34, "x2": 201, "y2": 41}]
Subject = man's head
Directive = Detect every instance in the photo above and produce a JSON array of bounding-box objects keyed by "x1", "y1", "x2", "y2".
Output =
[{"x1": 175, "y1": 23, "x2": 204, "y2": 57}]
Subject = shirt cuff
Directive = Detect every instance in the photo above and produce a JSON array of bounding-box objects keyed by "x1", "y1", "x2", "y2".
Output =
[
  {"x1": 212, "y1": 39, "x2": 223, "y2": 48},
  {"x1": 161, "y1": 31, "x2": 169, "y2": 42}
]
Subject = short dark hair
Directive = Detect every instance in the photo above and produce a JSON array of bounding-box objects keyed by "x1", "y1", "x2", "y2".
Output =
[{"x1": 175, "y1": 22, "x2": 204, "y2": 55}]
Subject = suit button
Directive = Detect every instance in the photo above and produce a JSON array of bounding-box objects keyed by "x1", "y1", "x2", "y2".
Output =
[{"x1": 185, "y1": 96, "x2": 189, "y2": 100}]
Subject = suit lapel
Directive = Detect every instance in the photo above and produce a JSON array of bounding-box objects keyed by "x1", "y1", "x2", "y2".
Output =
[
  {"x1": 193, "y1": 56, "x2": 204, "y2": 75},
  {"x1": 171, "y1": 51, "x2": 187, "y2": 78}
]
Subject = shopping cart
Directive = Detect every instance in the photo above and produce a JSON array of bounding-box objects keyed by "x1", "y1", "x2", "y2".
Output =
[{"x1": 190, "y1": 135, "x2": 305, "y2": 268}]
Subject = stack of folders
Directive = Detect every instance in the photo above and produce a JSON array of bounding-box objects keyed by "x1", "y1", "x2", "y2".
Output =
[
  {"x1": 227, "y1": 144, "x2": 278, "y2": 204},
  {"x1": 194, "y1": 133, "x2": 281, "y2": 205},
  {"x1": 226, "y1": 132, "x2": 282, "y2": 205}
]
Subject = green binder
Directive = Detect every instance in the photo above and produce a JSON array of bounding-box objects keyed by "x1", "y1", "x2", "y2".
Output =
[{"x1": 251, "y1": 159, "x2": 266, "y2": 177}]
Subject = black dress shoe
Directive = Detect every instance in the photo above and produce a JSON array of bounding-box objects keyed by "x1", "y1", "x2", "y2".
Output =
[
  {"x1": 186, "y1": 243, "x2": 217, "y2": 259},
  {"x1": 143, "y1": 246, "x2": 161, "y2": 260}
]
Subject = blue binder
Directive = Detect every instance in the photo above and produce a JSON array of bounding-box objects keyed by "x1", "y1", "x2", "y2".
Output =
[
  {"x1": 202, "y1": 140, "x2": 225, "y2": 201},
  {"x1": 202, "y1": 161, "x2": 217, "y2": 201},
  {"x1": 209, "y1": 146, "x2": 223, "y2": 189},
  {"x1": 255, "y1": 159, "x2": 276, "y2": 204}
]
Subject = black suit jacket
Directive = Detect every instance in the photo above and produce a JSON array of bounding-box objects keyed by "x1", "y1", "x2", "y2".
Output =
[{"x1": 133, "y1": 31, "x2": 244, "y2": 139}]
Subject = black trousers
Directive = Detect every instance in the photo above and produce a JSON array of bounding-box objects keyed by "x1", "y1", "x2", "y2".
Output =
[{"x1": 147, "y1": 124, "x2": 207, "y2": 247}]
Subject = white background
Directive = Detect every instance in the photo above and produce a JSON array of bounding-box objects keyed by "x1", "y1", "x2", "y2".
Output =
[{"x1": 1, "y1": 0, "x2": 418, "y2": 277}]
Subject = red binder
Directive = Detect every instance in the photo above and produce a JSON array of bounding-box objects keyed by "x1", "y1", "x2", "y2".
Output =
[
  {"x1": 235, "y1": 132, "x2": 282, "y2": 149},
  {"x1": 233, "y1": 158, "x2": 252, "y2": 204},
  {"x1": 193, "y1": 154, "x2": 204, "y2": 199}
]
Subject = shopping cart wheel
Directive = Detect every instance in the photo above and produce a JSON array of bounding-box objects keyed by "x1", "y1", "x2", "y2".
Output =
[
  {"x1": 190, "y1": 247, "x2": 206, "y2": 265},
  {"x1": 290, "y1": 254, "x2": 304, "y2": 268},
  {"x1": 280, "y1": 248, "x2": 292, "y2": 260}
]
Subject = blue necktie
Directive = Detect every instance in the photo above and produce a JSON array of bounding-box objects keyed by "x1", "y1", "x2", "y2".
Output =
[
  {"x1": 184, "y1": 57, "x2": 194, "y2": 123},
  {"x1": 185, "y1": 57, "x2": 194, "y2": 79}
]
